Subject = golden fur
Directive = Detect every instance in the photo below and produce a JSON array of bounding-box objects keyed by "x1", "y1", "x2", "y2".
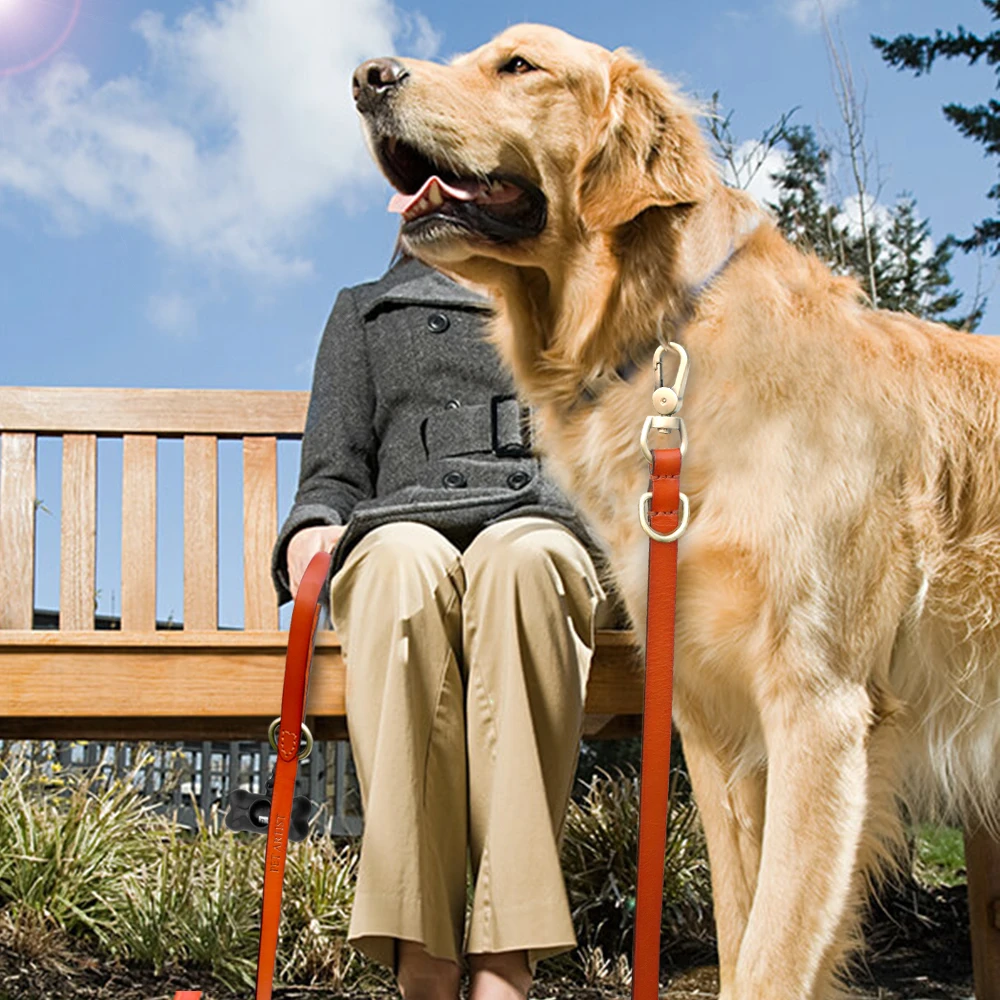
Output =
[{"x1": 357, "y1": 24, "x2": 1000, "y2": 999}]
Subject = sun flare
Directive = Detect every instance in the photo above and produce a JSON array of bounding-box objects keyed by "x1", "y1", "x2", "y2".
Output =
[{"x1": 0, "y1": 0, "x2": 82, "y2": 77}]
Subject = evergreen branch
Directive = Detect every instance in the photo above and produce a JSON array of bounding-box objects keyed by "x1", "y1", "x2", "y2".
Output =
[{"x1": 872, "y1": 26, "x2": 1000, "y2": 76}]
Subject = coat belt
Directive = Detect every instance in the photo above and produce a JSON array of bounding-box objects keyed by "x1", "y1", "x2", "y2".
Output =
[{"x1": 424, "y1": 394, "x2": 532, "y2": 460}]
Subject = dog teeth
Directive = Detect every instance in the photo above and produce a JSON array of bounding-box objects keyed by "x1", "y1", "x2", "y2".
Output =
[
  {"x1": 388, "y1": 137, "x2": 398, "y2": 155},
  {"x1": 402, "y1": 197, "x2": 432, "y2": 222},
  {"x1": 428, "y1": 185, "x2": 443, "y2": 207}
]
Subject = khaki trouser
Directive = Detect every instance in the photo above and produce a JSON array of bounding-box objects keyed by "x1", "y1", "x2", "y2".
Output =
[{"x1": 329, "y1": 516, "x2": 610, "y2": 975}]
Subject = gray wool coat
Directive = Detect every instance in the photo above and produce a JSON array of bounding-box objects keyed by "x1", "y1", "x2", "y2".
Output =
[{"x1": 270, "y1": 256, "x2": 610, "y2": 605}]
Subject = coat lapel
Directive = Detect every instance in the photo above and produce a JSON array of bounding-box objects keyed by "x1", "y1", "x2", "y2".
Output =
[{"x1": 361, "y1": 261, "x2": 492, "y2": 319}]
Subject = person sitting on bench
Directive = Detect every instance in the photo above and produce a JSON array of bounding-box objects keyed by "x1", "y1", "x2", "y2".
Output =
[{"x1": 271, "y1": 254, "x2": 618, "y2": 1000}]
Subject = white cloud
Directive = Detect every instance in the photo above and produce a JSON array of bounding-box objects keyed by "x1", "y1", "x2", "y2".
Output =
[
  {"x1": 720, "y1": 140, "x2": 787, "y2": 208},
  {"x1": 783, "y1": 0, "x2": 857, "y2": 31},
  {"x1": 395, "y1": 10, "x2": 442, "y2": 59},
  {"x1": 838, "y1": 192, "x2": 894, "y2": 241},
  {"x1": 0, "y1": 0, "x2": 438, "y2": 278},
  {"x1": 722, "y1": 140, "x2": 900, "y2": 250},
  {"x1": 147, "y1": 291, "x2": 198, "y2": 337}
]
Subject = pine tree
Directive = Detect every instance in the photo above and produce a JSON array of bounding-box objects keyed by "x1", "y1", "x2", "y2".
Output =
[
  {"x1": 766, "y1": 125, "x2": 845, "y2": 266},
  {"x1": 767, "y1": 124, "x2": 874, "y2": 280},
  {"x1": 767, "y1": 131, "x2": 982, "y2": 328},
  {"x1": 872, "y1": 1, "x2": 1000, "y2": 256},
  {"x1": 878, "y1": 196, "x2": 983, "y2": 328}
]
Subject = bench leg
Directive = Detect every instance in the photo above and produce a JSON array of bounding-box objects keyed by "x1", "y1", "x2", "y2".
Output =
[{"x1": 965, "y1": 825, "x2": 1000, "y2": 1000}]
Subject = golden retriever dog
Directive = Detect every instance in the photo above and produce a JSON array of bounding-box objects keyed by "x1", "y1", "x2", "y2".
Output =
[{"x1": 352, "y1": 24, "x2": 1000, "y2": 999}]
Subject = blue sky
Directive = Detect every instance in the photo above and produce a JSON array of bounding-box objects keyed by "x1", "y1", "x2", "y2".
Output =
[{"x1": 2, "y1": 0, "x2": 997, "y2": 627}]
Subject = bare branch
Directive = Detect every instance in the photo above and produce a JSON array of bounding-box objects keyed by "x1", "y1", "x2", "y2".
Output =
[
  {"x1": 964, "y1": 247, "x2": 996, "y2": 329},
  {"x1": 821, "y1": 1, "x2": 880, "y2": 306},
  {"x1": 706, "y1": 90, "x2": 799, "y2": 191}
]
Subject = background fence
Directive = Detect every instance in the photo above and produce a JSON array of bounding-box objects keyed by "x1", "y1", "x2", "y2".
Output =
[{"x1": 0, "y1": 738, "x2": 363, "y2": 836}]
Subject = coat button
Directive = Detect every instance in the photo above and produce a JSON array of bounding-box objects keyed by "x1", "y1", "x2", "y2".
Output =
[
  {"x1": 445, "y1": 399, "x2": 461, "y2": 410},
  {"x1": 442, "y1": 470, "x2": 467, "y2": 488},
  {"x1": 427, "y1": 312, "x2": 450, "y2": 333},
  {"x1": 507, "y1": 471, "x2": 531, "y2": 490}
]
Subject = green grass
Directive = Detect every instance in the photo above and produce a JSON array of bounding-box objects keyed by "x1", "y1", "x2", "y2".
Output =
[{"x1": 912, "y1": 824, "x2": 967, "y2": 888}]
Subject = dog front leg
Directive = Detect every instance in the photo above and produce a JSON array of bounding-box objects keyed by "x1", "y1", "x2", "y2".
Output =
[
  {"x1": 733, "y1": 681, "x2": 872, "y2": 1000},
  {"x1": 682, "y1": 732, "x2": 765, "y2": 999}
]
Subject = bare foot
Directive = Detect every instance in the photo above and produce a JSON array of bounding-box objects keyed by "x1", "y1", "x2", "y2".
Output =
[
  {"x1": 468, "y1": 950, "x2": 532, "y2": 1000},
  {"x1": 396, "y1": 938, "x2": 461, "y2": 1000}
]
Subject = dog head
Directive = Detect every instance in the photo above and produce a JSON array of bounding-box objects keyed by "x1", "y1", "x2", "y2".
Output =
[{"x1": 352, "y1": 24, "x2": 718, "y2": 276}]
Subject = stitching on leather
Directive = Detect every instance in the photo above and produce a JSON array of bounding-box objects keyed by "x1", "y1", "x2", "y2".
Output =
[{"x1": 650, "y1": 466, "x2": 680, "y2": 517}]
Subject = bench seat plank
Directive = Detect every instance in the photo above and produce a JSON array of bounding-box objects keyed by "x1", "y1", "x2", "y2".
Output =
[{"x1": 0, "y1": 630, "x2": 643, "y2": 739}]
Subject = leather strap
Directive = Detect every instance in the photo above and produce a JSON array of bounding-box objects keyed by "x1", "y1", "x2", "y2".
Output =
[
  {"x1": 255, "y1": 549, "x2": 330, "y2": 1000},
  {"x1": 174, "y1": 551, "x2": 330, "y2": 1000},
  {"x1": 631, "y1": 447, "x2": 682, "y2": 1000}
]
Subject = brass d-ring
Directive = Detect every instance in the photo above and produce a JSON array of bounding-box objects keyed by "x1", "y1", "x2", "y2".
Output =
[
  {"x1": 267, "y1": 718, "x2": 314, "y2": 761},
  {"x1": 639, "y1": 490, "x2": 690, "y2": 543}
]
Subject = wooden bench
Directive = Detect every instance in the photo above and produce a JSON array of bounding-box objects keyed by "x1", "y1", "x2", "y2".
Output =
[
  {"x1": 0, "y1": 386, "x2": 643, "y2": 743},
  {"x1": 0, "y1": 385, "x2": 997, "y2": 998}
]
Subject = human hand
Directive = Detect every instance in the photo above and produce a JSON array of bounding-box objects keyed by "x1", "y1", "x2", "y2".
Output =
[{"x1": 287, "y1": 524, "x2": 346, "y2": 598}]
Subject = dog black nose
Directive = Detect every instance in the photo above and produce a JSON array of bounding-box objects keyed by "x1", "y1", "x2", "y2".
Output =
[{"x1": 353, "y1": 57, "x2": 410, "y2": 110}]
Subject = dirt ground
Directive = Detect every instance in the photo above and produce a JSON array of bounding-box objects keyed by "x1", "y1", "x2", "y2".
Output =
[{"x1": 0, "y1": 882, "x2": 974, "y2": 1000}]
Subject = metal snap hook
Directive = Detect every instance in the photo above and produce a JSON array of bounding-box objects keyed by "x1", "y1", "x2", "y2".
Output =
[
  {"x1": 652, "y1": 342, "x2": 689, "y2": 415},
  {"x1": 640, "y1": 414, "x2": 687, "y2": 464}
]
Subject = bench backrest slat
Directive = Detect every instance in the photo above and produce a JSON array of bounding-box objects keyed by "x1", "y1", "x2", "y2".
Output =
[
  {"x1": 183, "y1": 435, "x2": 219, "y2": 631},
  {"x1": 243, "y1": 436, "x2": 279, "y2": 630},
  {"x1": 0, "y1": 432, "x2": 36, "y2": 629},
  {"x1": 122, "y1": 434, "x2": 158, "y2": 631},
  {"x1": 1, "y1": 388, "x2": 313, "y2": 634},
  {"x1": 0, "y1": 387, "x2": 308, "y2": 438},
  {"x1": 60, "y1": 434, "x2": 97, "y2": 630}
]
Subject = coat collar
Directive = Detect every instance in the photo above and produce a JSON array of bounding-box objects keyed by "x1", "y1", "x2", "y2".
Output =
[{"x1": 360, "y1": 258, "x2": 493, "y2": 319}]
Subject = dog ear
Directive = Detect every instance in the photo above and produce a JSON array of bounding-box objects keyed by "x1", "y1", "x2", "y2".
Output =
[{"x1": 577, "y1": 50, "x2": 716, "y2": 231}]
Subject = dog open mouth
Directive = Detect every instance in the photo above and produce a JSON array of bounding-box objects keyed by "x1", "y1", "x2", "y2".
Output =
[{"x1": 377, "y1": 136, "x2": 547, "y2": 244}]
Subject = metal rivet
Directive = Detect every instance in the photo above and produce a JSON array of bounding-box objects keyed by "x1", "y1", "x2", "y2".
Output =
[
  {"x1": 445, "y1": 399, "x2": 461, "y2": 410},
  {"x1": 443, "y1": 471, "x2": 467, "y2": 488},
  {"x1": 507, "y1": 471, "x2": 530, "y2": 490}
]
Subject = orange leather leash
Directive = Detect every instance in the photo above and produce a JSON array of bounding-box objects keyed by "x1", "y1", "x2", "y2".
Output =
[
  {"x1": 174, "y1": 548, "x2": 332, "y2": 1000},
  {"x1": 631, "y1": 343, "x2": 689, "y2": 1000},
  {"x1": 253, "y1": 549, "x2": 330, "y2": 999}
]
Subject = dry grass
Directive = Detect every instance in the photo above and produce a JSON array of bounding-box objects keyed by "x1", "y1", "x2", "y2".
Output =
[
  {"x1": 0, "y1": 743, "x2": 973, "y2": 999},
  {"x1": 0, "y1": 743, "x2": 709, "y2": 997}
]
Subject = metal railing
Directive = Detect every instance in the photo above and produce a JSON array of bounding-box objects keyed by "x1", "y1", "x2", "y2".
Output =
[{"x1": 2, "y1": 738, "x2": 363, "y2": 837}]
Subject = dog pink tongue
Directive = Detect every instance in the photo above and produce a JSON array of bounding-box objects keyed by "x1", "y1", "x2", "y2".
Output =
[{"x1": 388, "y1": 175, "x2": 477, "y2": 214}]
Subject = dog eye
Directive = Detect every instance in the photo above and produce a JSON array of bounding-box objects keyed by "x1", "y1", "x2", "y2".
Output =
[{"x1": 499, "y1": 55, "x2": 537, "y2": 75}]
